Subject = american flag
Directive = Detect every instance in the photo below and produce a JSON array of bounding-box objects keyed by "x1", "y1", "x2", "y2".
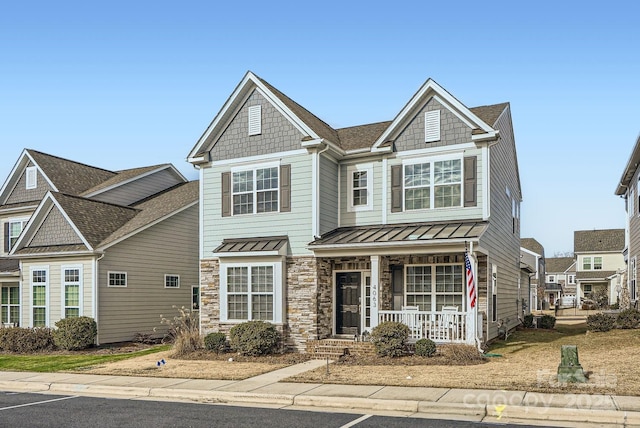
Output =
[{"x1": 465, "y1": 252, "x2": 477, "y2": 309}]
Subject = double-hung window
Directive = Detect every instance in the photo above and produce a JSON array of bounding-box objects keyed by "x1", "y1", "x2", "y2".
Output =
[
  {"x1": 31, "y1": 267, "x2": 48, "y2": 327},
  {"x1": 582, "y1": 257, "x2": 592, "y2": 270},
  {"x1": 232, "y1": 163, "x2": 279, "y2": 215},
  {"x1": 405, "y1": 264, "x2": 464, "y2": 311},
  {"x1": 593, "y1": 257, "x2": 602, "y2": 270},
  {"x1": 63, "y1": 267, "x2": 81, "y2": 318},
  {"x1": 1, "y1": 286, "x2": 20, "y2": 326},
  {"x1": 403, "y1": 156, "x2": 462, "y2": 210},
  {"x1": 7, "y1": 219, "x2": 28, "y2": 252},
  {"x1": 347, "y1": 164, "x2": 373, "y2": 211},
  {"x1": 221, "y1": 262, "x2": 281, "y2": 322}
]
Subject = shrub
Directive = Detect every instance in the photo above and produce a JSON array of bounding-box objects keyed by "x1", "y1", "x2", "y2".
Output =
[
  {"x1": 538, "y1": 314, "x2": 556, "y2": 329},
  {"x1": 439, "y1": 344, "x2": 486, "y2": 364},
  {"x1": 0, "y1": 327, "x2": 56, "y2": 353},
  {"x1": 53, "y1": 317, "x2": 97, "y2": 350},
  {"x1": 522, "y1": 314, "x2": 535, "y2": 328},
  {"x1": 587, "y1": 313, "x2": 616, "y2": 332},
  {"x1": 159, "y1": 306, "x2": 203, "y2": 356},
  {"x1": 414, "y1": 338, "x2": 437, "y2": 357},
  {"x1": 229, "y1": 321, "x2": 280, "y2": 356},
  {"x1": 204, "y1": 332, "x2": 228, "y2": 353},
  {"x1": 369, "y1": 321, "x2": 410, "y2": 357},
  {"x1": 617, "y1": 309, "x2": 640, "y2": 329}
]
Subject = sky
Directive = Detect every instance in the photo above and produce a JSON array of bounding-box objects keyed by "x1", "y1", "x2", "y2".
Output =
[{"x1": 1, "y1": 1, "x2": 638, "y2": 256}]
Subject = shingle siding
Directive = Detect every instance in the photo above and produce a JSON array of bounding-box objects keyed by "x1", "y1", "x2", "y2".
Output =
[
  {"x1": 6, "y1": 165, "x2": 53, "y2": 205},
  {"x1": 28, "y1": 207, "x2": 84, "y2": 247}
]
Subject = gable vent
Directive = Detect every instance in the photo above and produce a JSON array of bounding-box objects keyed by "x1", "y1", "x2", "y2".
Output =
[
  {"x1": 26, "y1": 166, "x2": 37, "y2": 189},
  {"x1": 248, "y1": 105, "x2": 262, "y2": 136},
  {"x1": 424, "y1": 110, "x2": 441, "y2": 142}
]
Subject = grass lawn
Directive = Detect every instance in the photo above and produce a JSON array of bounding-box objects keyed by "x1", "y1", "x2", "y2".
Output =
[
  {"x1": 287, "y1": 322, "x2": 640, "y2": 396},
  {"x1": 0, "y1": 345, "x2": 170, "y2": 372}
]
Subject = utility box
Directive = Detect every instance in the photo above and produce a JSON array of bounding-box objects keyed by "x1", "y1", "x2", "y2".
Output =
[{"x1": 557, "y1": 345, "x2": 587, "y2": 383}]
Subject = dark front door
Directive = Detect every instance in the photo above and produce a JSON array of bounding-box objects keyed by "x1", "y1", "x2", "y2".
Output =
[{"x1": 336, "y1": 272, "x2": 361, "y2": 335}]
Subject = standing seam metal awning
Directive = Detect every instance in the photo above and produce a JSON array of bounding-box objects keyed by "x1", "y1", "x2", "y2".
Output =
[
  {"x1": 214, "y1": 236, "x2": 289, "y2": 255},
  {"x1": 308, "y1": 221, "x2": 488, "y2": 248}
]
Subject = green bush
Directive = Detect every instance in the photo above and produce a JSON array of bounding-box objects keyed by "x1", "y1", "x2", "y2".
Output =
[
  {"x1": 415, "y1": 338, "x2": 437, "y2": 357},
  {"x1": 617, "y1": 309, "x2": 640, "y2": 329},
  {"x1": 587, "y1": 313, "x2": 616, "y2": 332},
  {"x1": 539, "y1": 314, "x2": 556, "y2": 329},
  {"x1": 53, "y1": 317, "x2": 97, "y2": 350},
  {"x1": 370, "y1": 321, "x2": 410, "y2": 357},
  {"x1": 522, "y1": 314, "x2": 535, "y2": 328},
  {"x1": 204, "y1": 332, "x2": 227, "y2": 353},
  {"x1": 229, "y1": 321, "x2": 280, "y2": 356},
  {"x1": 0, "y1": 327, "x2": 56, "y2": 353}
]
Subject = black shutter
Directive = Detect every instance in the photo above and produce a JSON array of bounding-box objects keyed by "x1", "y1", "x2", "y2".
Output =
[
  {"x1": 3, "y1": 222, "x2": 9, "y2": 253},
  {"x1": 221, "y1": 172, "x2": 231, "y2": 217},
  {"x1": 391, "y1": 165, "x2": 402, "y2": 212},
  {"x1": 280, "y1": 164, "x2": 291, "y2": 212},
  {"x1": 464, "y1": 156, "x2": 477, "y2": 207}
]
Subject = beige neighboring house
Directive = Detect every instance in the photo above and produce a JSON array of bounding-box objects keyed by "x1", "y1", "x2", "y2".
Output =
[
  {"x1": 520, "y1": 238, "x2": 545, "y2": 311},
  {"x1": 545, "y1": 257, "x2": 576, "y2": 307},
  {"x1": 0, "y1": 149, "x2": 199, "y2": 344},
  {"x1": 574, "y1": 229, "x2": 625, "y2": 306}
]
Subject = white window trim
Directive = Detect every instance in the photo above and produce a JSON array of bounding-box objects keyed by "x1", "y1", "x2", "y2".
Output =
[
  {"x1": 7, "y1": 217, "x2": 29, "y2": 253},
  {"x1": 248, "y1": 105, "x2": 262, "y2": 136},
  {"x1": 402, "y1": 154, "x2": 463, "y2": 211},
  {"x1": 26, "y1": 166, "x2": 37, "y2": 189},
  {"x1": 30, "y1": 266, "x2": 49, "y2": 327},
  {"x1": 547, "y1": 275, "x2": 556, "y2": 283},
  {"x1": 347, "y1": 163, "x2": 373, "y2": 212},
  {"x1": 108, "y1": 271, "x2": 128, "y2": 287},
  {"x1": 61, "y1": 265, "x2": 83, "y2": 318},
  {"x1": 404, "y1": 263, "x2": 465, "y2": 311},
  {"x1": 424, "y1": 109, "x2": 441, "y2": 142},
  {"x1": 230, "y1": 161, "x2": 280, "y2": 216},
  {"x1": 1, "y1": 285, "x2": 21, "y2": 326},
  {"x1": 568, "y1": 274, "x2": 576, "y2": 285},
  {"x1": 582, "y1": 256, "x2": 592, "y2": 270},
  {"x1": 593, "y1": 256, "x2": 603, "y2": 270},
  {"x1": 164, "y1": 274, "x2": 180, "y2": 289},
  {"x1": 192, "y1": 285, "x2": 200, "y2": 310},
  {"x1": 219, "y1": 261, "x2": 283, "y2": 323}
]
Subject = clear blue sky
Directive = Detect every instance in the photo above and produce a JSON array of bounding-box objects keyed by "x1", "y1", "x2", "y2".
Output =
[{"x1": 1, "y1": 1, "x2": 638, "y2": 256}]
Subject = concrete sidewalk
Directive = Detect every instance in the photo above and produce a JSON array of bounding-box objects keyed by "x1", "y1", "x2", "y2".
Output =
[{"x1": 1, "y1": 361, "x2": 640, "y2": 427}]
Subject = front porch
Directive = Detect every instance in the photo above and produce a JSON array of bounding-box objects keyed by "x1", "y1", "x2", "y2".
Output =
[{"x1": 379, "y1": 308, "x2": 475, "y2": 343}]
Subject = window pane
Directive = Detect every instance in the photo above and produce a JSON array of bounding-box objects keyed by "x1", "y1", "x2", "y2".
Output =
[
  {"x1": 256, "y1": 167, "x2": 278, "y2": 191},
  {"x1": 1, "y1": 288, "x2": 6, "y2": 305},
  {"x1": 251, "y1": 266, "x2": 273, "y2": 292},
  {"x1": 233, "y1": 193, "x2": 253, "y2": 215},
  {"x1": 192, "y1": 287, "x2": 200, "y2": 310},
  {"x1": 405, "y1": 188, "x2": 430, "y2": 210},
  {"x1": 256, "y1": 190, "x2": 278, "y2": 213},
  {"x1": 227, "y1": 267, "x2": 248, "y2": 292},
  {"x1": 32, "y1": 270, "x2": 46, "y2": 283},
  {"x1": 435, "y1": 294, "x2": 463, "y2": 311},
  {"x1": 9, "y1": 306, "x2": 19, "y2": 324},
  {"x1": 435, "y1": 265, "x2": 463, "y2": 292},
  {"x1": 434, "y1": 184, "x2": 461, "y2": 208},
  {"x1": 228, "y1": 295, "x2": 248, "y2": 320},
  {"x1": 404, "y1": 163, "x2": 430, "y2": 187},
  {"x1": 65, "y1": 308, "x2": 79, "y2": 318},
  {"x1": 232, "y1": 170, "x2": 253, "y2": 193},
  {"x1": 251, "y1": 295, "x2": 273, "y2": 320},
  {"x1": 33, "y1": 308, "x2": 46, "y2": 327},
  {"x1": 353, "y1": 171, "x2": 367, "y2": 188},
  {"x1": 65, "y1": 269, "x2": 79, "y2": 283},
  {"x1": 406, "y1": 294, "x2": 431, "y2": 311},
  {"x1": 1, "y1": 307, "x2": 6, "y2": 323},
  {"x1": 33, "y1": 285, "x2": 46, "y2": 306},
  {"x1": 406, "y1": 266, "x2": 431, "y2": 292},
  {"x1": 434, "y1": 159, "x2": 461, "y2": 184},
  {"x1": 353, "y1": 189, "x2": 367, "y2": 206},
  {"x1": 65, "y1": 284, "x2": 79, "y2": 306}
]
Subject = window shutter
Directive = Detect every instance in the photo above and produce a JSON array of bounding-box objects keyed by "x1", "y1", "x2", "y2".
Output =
[
  {"x1": 280, "y1": 164, "x2": 291, "y2": 212},
  {"x1": 391, "y1": 165, "x2": 403, "y2": 212},
  {"x1": 221, "y1": 172, "x2": 231, "y2": 217},
  {"x1": 248, "y1": 105, "x2": 262, "y2": 136},
  {"x1": 3, "y1": 222, "x2": 9, "y2": 253},
  {"x1": 464, "y1": 156, "x2": 477, "y2": 207},
  {"x1": 424, "y1": 110, "x2": 440, "y2": 142}
]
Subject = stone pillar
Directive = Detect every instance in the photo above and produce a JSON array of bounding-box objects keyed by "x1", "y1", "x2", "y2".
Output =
[{"x1": 199, "y1": 258, "x2": 220, "y2": 335}]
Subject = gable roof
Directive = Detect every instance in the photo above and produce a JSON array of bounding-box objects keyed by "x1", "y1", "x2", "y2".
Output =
[
  {"x1": 574, "y1": 229, "x2": 625, "y2": 253},
  {"x1": 188, "y1": 72, "x2": 509, "y2": 162},
  {"x1": 521, "y1": 238, "x2": 544, "y2": 256},
  {"x1": 545, "y1": 257, "x2": 575, "y2": 273}
]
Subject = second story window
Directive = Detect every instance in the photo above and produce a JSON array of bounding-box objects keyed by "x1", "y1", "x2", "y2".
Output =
[
  {"x1": 347, "y1": 164, "x2": 373, "y2": 211},
  {"x1": 568, "y1": 274, "x2": 576, "y2": 284},
  {"x1": 403, "y1": 157, "x2": 461, "y2": 210},
  {"x1": 583, "y1": 257, "x2": 592, "y2": 270},
  {"x1": 6, "y1": 219, "x2": 28, "y2": 253},
  {"x1": 232, "y1": 164, "x2": 278, "y2": 215},
  {"x1": 547, "y1": 275, "x2": 556, "y2": 283},
  {"x1": 593, "y1": 257, "x2": 603, "y2": 270}
]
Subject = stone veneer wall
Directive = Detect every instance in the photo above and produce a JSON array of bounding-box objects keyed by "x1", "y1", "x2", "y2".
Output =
[{"x1": 200, "y1": 259, "x2": 221, "y2": 334}]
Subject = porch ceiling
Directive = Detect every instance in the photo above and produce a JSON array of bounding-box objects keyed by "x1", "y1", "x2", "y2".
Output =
[{"x1": 308, "y1": 221, "x2": 488, "y2": 249}]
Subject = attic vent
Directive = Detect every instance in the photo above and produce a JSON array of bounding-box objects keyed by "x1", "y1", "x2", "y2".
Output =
[
  {"x1": 26, "y1": 166, "x2": 37, "y2": 189},
  {"x1": 424, "y1": 110, "x2": 441, "y2": 142},
  {"x1": 248, "y1": 105, "x2": 262, "y2": 136}
]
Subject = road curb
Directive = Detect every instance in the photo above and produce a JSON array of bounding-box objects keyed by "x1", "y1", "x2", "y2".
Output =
[
  {"x1": 0, "y1": 381, "x2": 51, "y2": 393},
  {"x1": 49, "y1": 382, "x2": 151, "y2": 398},
  {"x1": 149, "y1": 388, "x2": 295, "y2": 406},
  {"x1": 293, "y1": 395, "x2": 418, "y2": 412}
]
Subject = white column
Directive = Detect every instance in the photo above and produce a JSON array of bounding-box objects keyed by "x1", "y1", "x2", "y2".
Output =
[{"x1": 370, "y1": 255, "x2": 380, "y2": 329}]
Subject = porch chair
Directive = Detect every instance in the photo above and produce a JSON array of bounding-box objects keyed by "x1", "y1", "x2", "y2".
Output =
[
  {"x1": 434, "y1": 306, "x2": 459, "y2": 341},
  {"x1": 401, "y1": 305, "x2": 421, "y2": 339}
]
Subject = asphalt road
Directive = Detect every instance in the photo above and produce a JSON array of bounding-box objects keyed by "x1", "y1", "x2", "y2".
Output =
[{"x1": 0, "y1": 391, "x2": 540, "y2": 427}]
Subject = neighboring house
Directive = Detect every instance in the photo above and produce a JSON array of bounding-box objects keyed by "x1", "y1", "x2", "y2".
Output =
[
  {"x1": 574, "y1": 229, "x2": 625, "y2": 306},
  {"x1": 188, "y1": 71, "x2": 523, "y2": 351},
  {"x1": 615, "y1": 133, "x2": 640, "y2": 307},
  {"x1": 545, "y1": 257, "x2": 576, "y2": 307},
  {"x1": 0, "y1": 149, "x2": 199, "y2": 344},
  {"x1": 520, "y1": 238, "x2": 545, "y2": 312}
]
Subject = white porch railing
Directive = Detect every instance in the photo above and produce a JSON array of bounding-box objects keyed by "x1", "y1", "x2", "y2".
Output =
[{"x1": 378, "y1": 310, "x2": 470, "y2": 344}]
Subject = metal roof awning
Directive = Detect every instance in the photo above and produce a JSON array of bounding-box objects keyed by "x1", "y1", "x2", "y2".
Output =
[
  {"x1": 308, "y1": 221, "x2": 488, "y2": 254},
  {"x1": 213, "y1": 236, "x2": 289, "y2": 257}
]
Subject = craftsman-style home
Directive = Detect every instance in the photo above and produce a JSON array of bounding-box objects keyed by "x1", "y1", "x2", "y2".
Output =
[
  {"x1": 188, "y1": 72, "x2": 523, "y2": 352},
  {"x1": 0, "y1": 149, "x2": 199, "y2": 343}
]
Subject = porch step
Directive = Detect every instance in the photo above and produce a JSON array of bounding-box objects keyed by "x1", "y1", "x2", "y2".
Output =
[{"x1": 306, "y1": 339, "x2": 376, "y2": 359}]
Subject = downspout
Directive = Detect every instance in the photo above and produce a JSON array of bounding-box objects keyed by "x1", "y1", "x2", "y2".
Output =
[{"x1": 93, "y1": 252, "x2": 105, "y2": 345}]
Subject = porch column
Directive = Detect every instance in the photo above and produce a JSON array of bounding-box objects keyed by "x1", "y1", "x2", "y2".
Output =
[{"x1": 370, "y1": 255, "x2": 380, "y2": 329}]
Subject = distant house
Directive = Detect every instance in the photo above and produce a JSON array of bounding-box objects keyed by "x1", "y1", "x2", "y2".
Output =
[
  {"x1": 0, "y1": 149, "x2": 199, "y2": 343},
  {"x1": 615, "y1": 133, "x2": 640, "y2": 307},
  {"x1": 188, "y1": 71, "x2": 524, "y2": 351},
  {"x1": 574, "y1": 229, "x2": 625, "y2": 306},
  {"x1": 545, "y1": 257, "x2": 576, "y2": 306},
  {"x1": 520, "y1": 238, "x2": 545, "y2": 311}
]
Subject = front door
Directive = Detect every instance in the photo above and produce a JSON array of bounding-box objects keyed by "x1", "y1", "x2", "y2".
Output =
[{"x1": 336, "y1": 272, "x2": 361, "y2": 335}]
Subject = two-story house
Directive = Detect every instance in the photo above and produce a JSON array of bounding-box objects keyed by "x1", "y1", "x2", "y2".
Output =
[
  {"x1": 188, "y1": 71, "x2": 523, "y2": 352},
  {"x1": 0, "y1": 149, "x2": 199, "y2": 343},
  {"x1": 574, "y1": 229, "x2": 625, "y2": 307},
  {"x1": 616, "y1": 133, "x2": 640, "y2": 308},
  {"x1": 520, "y1": 238, "x2": 545, "y2": 312},
  {"x1": 545, "y1": 257, "x2": 576, "y2": 307}
]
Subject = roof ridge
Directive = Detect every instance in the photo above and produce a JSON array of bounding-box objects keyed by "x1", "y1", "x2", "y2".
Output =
[{"x1": 27, "y1": 149, "x2": 116, "y2": 175}]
